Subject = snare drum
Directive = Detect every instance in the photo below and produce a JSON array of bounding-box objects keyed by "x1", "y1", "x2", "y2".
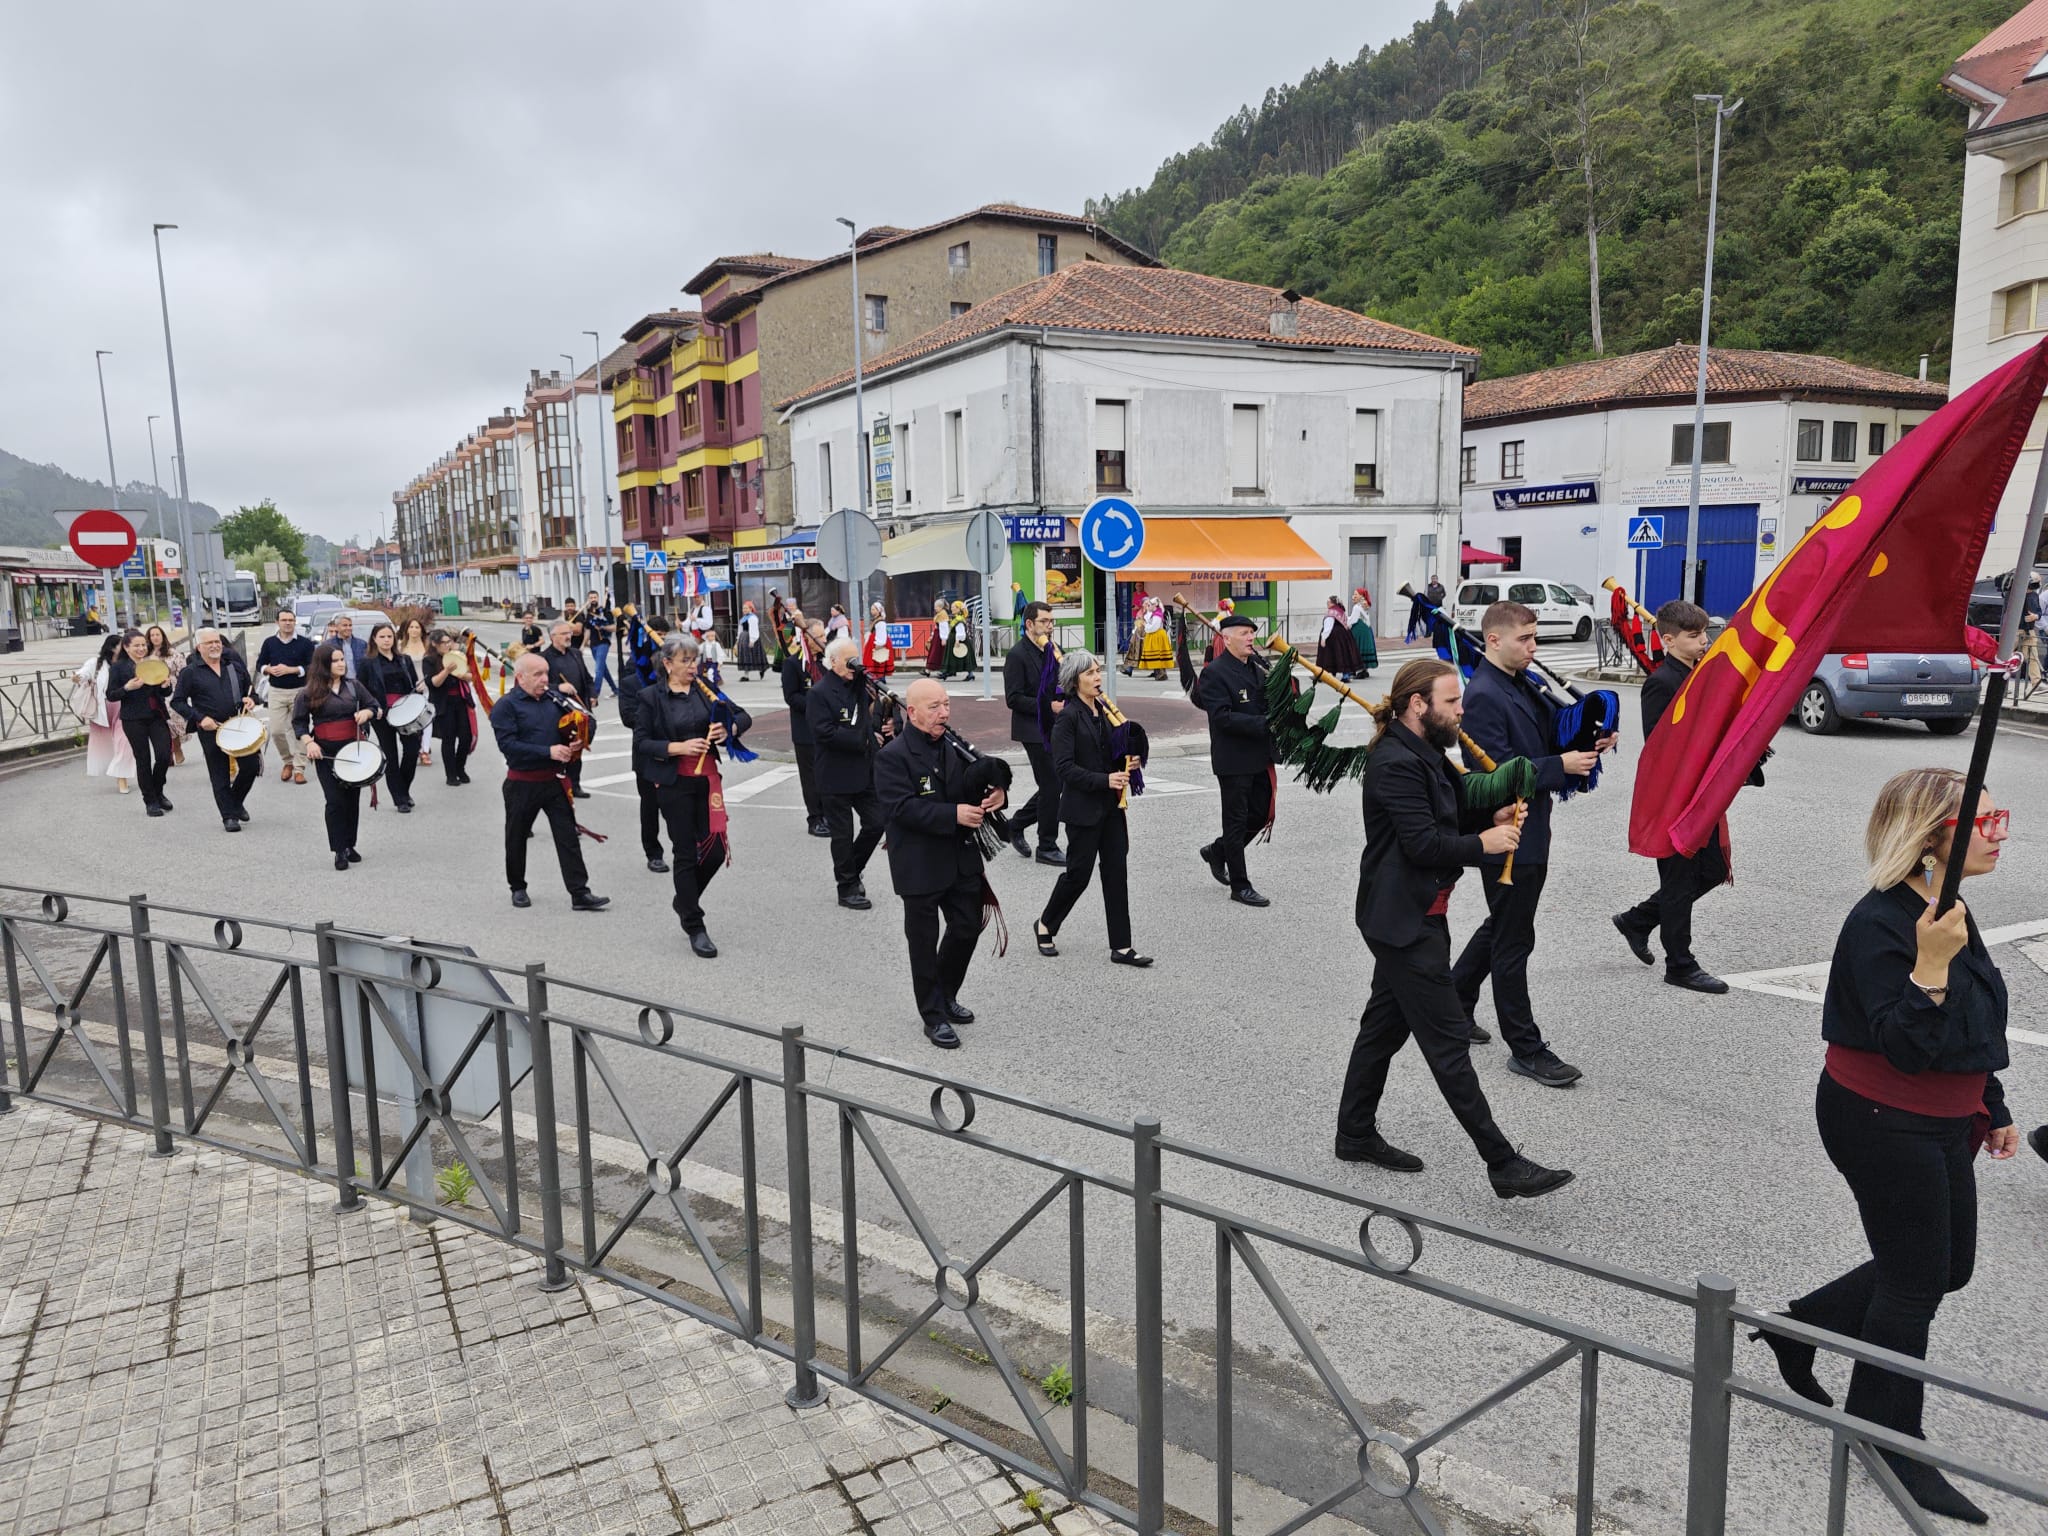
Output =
[
  {"x1": 386, "y1": 694, "x2": 433, "y2": 735},
  {"x1": 331, "y1": 739, "x2": 385, "y2": 787},
  {"x1": 215, "y1": 714, "x2": 266, "y2": 758}
]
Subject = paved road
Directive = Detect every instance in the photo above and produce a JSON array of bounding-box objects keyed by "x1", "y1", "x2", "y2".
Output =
[{"x1": 4, "y1": 674, "x2": 2045, "y2": 1532}]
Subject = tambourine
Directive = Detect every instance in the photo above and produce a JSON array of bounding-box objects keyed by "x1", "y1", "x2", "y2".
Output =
[{"x1": 135, "y1": 658, "x2": 171, "y2": 687}]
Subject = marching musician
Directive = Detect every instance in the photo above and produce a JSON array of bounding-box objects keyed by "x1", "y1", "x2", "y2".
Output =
[
  {"x1": 540, "y1": 620, "x2": 596, "y2": 797},
  {"x1": 519, "y1": 610, "x2": 544, "y2": 649},
  {"x1": 1613, "y1": 601, "x2": 1738, "y2": 994},
  {"x1": 424, "y1": 631, "x2": 477, "y2": 785},
  {"x1": 781, "y1": 615, "x2": 831, "y2": 839},
  {"x1": 1335, "y1": 658, "x2": 1573, "y2": 1199},
  {"x1": 613, "y1": 626, "x2": 668, "y2": 874},
  {"x1": 1033, "y1": 651, "x2": 1152, "y2": 967},
  {"x1": 1196, "y1": 613, "x2": 1275, "y2": 907},
  {"x1": 876, "y1": 677, "x2": 1006, "y2": 1050},
  {"x1": 107, "y1": 628, "x2": 175, "y2": 817},
  {"x1": 172, "y1": 627, "x2": 259, "y2": 833},
  {"x1": 1000, "y1": 600, "x2": 1065, "y2": 865},
  {"x1": 633, "y1": 633, "x2": 751, "y2": 960},
  {"x1": 581, "y1": 590, "x2": 617, "y2": 701},
  {"x1": 293, "y1": 641, "x2": 380, "y2": 871},
  {"x1": 359, "y1": 622, "x2": 421, "y2": 814},
  {"x1": 807, "y1": 636, "x2": 889, "y2": 909},
  {"x1": 491, "y1": 652, "x2": 609, "y2": 913},
  {"x1": 1449, "y1": 600, "x2": 1614, "y2": 1087}
]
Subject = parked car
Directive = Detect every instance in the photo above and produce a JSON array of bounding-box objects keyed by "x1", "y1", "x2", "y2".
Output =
[
  {"x1": 1795, "y1": 652, "x2": 1980, "y2": 735},
  {"x1": 1966, "y1": 566, "x2": 2048, "y2": 632},
  {"x1": 1454, "y1": 577, "x2": 1597, "y2": 641}
]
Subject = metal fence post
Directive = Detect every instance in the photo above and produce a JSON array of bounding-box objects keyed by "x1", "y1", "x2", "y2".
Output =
[
  {"x1": 125, "y1": 895, "x2": 174, "y2": 1156},
  {"x1": 524, "y1": 964, "x2": 571, "y2": 1292},
  {"x1": 1685, "y1": 1273, "x2": 1738, "y2": 1536},
  {"x1": 315, "y1": 922, "x2": 362, "y2": 1213},
  {"x1": 1133, "y1": 1114, "x2": 1165, "y2": 1536},
  {"x1": 780, "y1": 1024, "x2": 827, "y2": 1410}
]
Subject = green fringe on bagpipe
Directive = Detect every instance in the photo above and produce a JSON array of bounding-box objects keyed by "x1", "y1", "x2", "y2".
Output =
[
  {"x1": 1457, "y1": 757, "x2": 1537, "y2": 813},
  {"x1": 1261, "y1": 647, "x2": 1375, "y2": 793}
]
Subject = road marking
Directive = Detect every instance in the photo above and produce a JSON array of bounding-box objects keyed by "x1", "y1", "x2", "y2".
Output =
[{"x1": 585, "y1": 763, "x2": 797, "y2": 798}]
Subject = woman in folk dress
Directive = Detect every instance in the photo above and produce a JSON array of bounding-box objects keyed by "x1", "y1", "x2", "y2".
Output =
[
  {"x1": 861, "y1": 601, "x2": 896, "y2": 678},
  {"x1": 924, "y1": 599, "x2": 950, "y2": 672}
]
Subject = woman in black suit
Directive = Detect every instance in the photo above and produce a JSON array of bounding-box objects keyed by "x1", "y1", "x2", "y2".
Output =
[
  {"x1": 1033, "y1": 650, "x2": 1151, "y2": 967},
  {"x1": 632, "y1": 633, "x2": 752, "y2": 960},
  {"x1": 292, "y1": 642, "x2": 381, "y2": 871},
  {"x1": 423, "y1": 630, "x2": 477, "y2": 785},
  {"x1": 358, "y1": 622, "x2": 421, "y2": 811},
  {"x1": 107, "y1": 628, "x2": 175, "y2": 816}
]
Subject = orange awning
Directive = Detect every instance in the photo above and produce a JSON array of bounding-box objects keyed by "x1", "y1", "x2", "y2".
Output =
[{"x1": 1071, "y1": 516, "x2": 1331, "y2": 582}]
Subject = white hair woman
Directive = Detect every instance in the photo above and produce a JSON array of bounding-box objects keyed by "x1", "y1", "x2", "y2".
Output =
[
  {"x1": 1032, "y1": 649, "x2": 1151, "y2": 967},
  {"x1": 1759, "y1": 766, "x2": 2018, "y2": 1523}
]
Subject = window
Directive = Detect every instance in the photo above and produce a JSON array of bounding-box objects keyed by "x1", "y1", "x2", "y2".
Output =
[
  {"x1": 1869, "y1": 422, "x2": 1887, "y2": 457},
  {"x1": 1500, "y1": 439, "x2": 1525, "y2": 479},
  {"x1": 1459, "y1": 583, "x2": 1499, "y2": 606},
  {"x1": 1796, "y1": 419, "x2": 1823, "y2": 461},
  {"x1": 950, "y1": 301, "x2": 971, "y2": 319},
  {"x1": 817, "y1": 442, "x2": 832, "y2": 514},
  {"x1": 1671, "y1": 421, "x2": 1730, "y2": 464},
  {"x1": 1037, "y1": 234, "x2": 1058, "y2": 276},
  {"x1": 1230, "y1": 405, "x2": 1262, "y2": 491},
  {"x1": 680, "y1": 386, "x2": 700, "y2": 433},
  {"x1": 865, "y1": 294, "x2": 888, "y2": 335},
  {"x1": 1499, "y1": 538, "x2": 1523, "y2": 570},
  {"x1": 1095, "y1": 400, "x2": 1127, "y2": 490},
  {"x1": 618, "y1": 419, "x2": 635, "y2": 457},
  {"x1": 1353, "y1": 409, "x2": 1380, "y2": 494},
  {"x1": 2002, "y1": 279, "x2": 2048, "y2": 336},
  {"x1": 948, "y1": 242, "x2": 970, "y2": 273},
  {"x1": 733, "y1": 381, "x2": 745, "y2": 426},
  {"x1": 1830, "y1": 421, "x2": 1858, "y2": 463},
  {"x1": 2011, "y1": 160, "x2": 2048, "y2": 219},
  {"x1": 1548, "y1": 584, "x2": 1577, "y2": 606},
  {"x1": 1460, "y1": 445, "x2": 1476, "y2": 485},
  {"x1": 943, "y1": 410, "x2": 964, "y2": 500},
  {"x1": 1508, "y1": 581, "x2": 1545, "y2": 605}
]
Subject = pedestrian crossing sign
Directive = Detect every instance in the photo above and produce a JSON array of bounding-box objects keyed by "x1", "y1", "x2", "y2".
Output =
[
  {"x1": 1626, "y1": 515, "x2": 1665, "y2": 550},
  {"x1": 643, "y1": 550, "x2": 670, "y2": 573}
]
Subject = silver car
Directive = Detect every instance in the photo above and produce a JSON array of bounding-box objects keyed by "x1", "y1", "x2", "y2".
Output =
[{"x1": 1795, "y1": 652, "x2": 1980, "y2": 735}]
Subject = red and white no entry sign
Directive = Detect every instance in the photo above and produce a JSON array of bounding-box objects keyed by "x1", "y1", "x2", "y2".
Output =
[{"x1": 68, "y1": 509, "x2": 138, "y2": 570}]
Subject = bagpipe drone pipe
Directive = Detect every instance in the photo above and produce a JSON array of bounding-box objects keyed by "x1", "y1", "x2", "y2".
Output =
[
  {"x1": 624, "y1": 607, "x2": 757, "y2": 762},
  {"x1": 1603, "y1": 578, "x2": 1664, "y2": 676}
]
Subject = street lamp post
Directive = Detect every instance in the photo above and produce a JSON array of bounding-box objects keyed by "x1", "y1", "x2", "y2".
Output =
[
  {"x1": 561, "y1": 353, "x2": 589, "y2": 603},
  {"x1": 835, "y1": 216, "x2": 867, "y2": 622},
  {"x1": 1682, "y1": 94, "x2": 1742, "y2": 613},
  {"x1": 143, "y1": 415, "x2": 169, "y2": 623},
  {"x1": 91, "y1": 350, "x2": 126, "y2": 626},
  {"x1": 153, "y1": 223, "x2": 209, "y2": 634},
  {"x1": 584, "y1": 330, "x2": 617, "y2": 604}
]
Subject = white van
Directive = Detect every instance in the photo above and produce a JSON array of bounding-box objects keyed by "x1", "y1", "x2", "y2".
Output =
[{"x1": 1454, "y1": 577, "x2": 1596, "y2": 642}]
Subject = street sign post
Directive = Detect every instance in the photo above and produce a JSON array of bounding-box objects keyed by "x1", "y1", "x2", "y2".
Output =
[
  {"x1": 69, "y1": 509, "x2": 137, "y2": 630},
  {"x1": 816, "y1": 508, "x2": 883, "y2": 626},
  {"x1": 628, "y1": 542, "x2": 649, "y2": 571},
  {"x1": 963, "y1": 508, "x2": 1010, "y2": 698},
  {"x1": 1626, "y1": 515, "x2": 1665, "y2": 550},
  {"x1": 1079, "y1": 497, "x2": 1146, "y2": 699}
]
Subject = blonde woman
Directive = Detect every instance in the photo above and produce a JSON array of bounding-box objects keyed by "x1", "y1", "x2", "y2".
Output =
[{"x1": 1758, "y1": 767, "x2": 2018, "y2": 1524}]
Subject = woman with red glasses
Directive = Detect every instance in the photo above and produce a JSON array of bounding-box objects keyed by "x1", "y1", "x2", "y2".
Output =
[{"x1": 1755, "y1": 767, "x2": 2019, "y2": 1524}]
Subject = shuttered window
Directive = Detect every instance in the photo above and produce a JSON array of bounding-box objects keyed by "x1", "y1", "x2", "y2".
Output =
[
  {"x1": 1231, "y1": 405, "x2": 1261, "y2": 491},
  {"x1": 1095, "y1": 401, "x2": 1127, "y2": 490}
]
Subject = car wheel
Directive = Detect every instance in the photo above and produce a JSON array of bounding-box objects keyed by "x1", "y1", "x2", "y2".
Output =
[
  {"x1": 1926, "y1": 716, "x2": 1970, "y2": 736},
  {"x1": 1574, "y1": 617, "x2": 1592, "y2": 642},
  {"x1": 1797, "y1": 682, "x2": 1840, "y2": 734}
]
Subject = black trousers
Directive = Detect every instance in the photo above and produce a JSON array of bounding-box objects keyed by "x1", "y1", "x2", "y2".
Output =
[
  {"x1": 435, "y1": 731, "x2": 472, "y2": 783},
  {"x1": 503, "y1": 778, "x2": 589, "y2": 896},
  {"x1": 1211, "y1": 770, "x2": 1272, "y2": 889},
  {"x1": 1618, "y1": 841, "x2": 1726, "y2": 972},
  {"x1": 121, "y1": 716, "x2": 172, "y2": 807},
  {"x1": 197, "y1": 731, "x2": 258, "y2": 821},
  {"x1": 1011, "y1": 741, "x2": 1062, "y2": 849},
  {"x1": 903, "y1": 874, "x2": 983, "y2": 1024},
  {"x1": 372, "y1": 720, "x2": 420, "y2": 805},
  {"x1": 793, "y1": 741, "x2": 823, "y2": 821},
  {"x1": 655, "y1": 779, "x2": 724, "y2": 934},
  {"x1": 1338, "y1": 916, "x2": 1516, "y2": 1167},
  {"x1": 635, "y1": 775, "x2": 663, "y2": 860},
  {"x1": 313, "y1": 759, "x2": 362, "y2": 854},
  {"x1": 1790, "y1": 1073, "x2": 1978, "y2": 1440},
  {"x1": 824, "y1": 788, "x2": 884, "y2": 888},
  {"x1": 1039, "y1": 815, "x2": 1131, "y2": 950},
  {"x1": 1451, "y1": 861, "x2": 1549, "y2": 1059}
]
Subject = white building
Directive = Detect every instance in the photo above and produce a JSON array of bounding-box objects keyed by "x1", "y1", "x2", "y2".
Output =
[
  {"x1": 1944, "y1": 0, "x2": 2048, "y2": 575},
  {"x1": 778, "y1": 263, "x2": 1476, "y2": 647},
  {"x1": 1459, "y1": 345, "x2": 1942, "y2": 618}
]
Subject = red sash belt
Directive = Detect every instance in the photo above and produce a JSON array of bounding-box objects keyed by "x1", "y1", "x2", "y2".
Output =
[
  {"x1": 506, "y1": 768, "x2": 558, "y2": 783},
  {"x1": 312, "y1": 719, "x2": 358, "y2": 745}
]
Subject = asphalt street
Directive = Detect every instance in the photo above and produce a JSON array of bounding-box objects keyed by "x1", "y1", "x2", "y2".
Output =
[{"x1": 3, "y1": 659, "x2": 2045, "y2": 1533}]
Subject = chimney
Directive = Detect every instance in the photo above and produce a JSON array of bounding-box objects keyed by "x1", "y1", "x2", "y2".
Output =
[
  {"x1": 1919, "y1": 354, "x2": 1929, "y2": 382},
  {"x1": 1268, "y1": 288, "x2": 1302, "y2": 338}
]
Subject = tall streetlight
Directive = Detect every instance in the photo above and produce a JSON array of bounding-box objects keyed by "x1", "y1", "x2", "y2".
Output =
[
  {"x1": 835, "y1": 216, "x2": 867, "y2": 621},
  {"x1": 1682, "y1": 94, "x2": 1742, "y2": 612},
  {"x1": 91, "y1": 350, "x2": 127, "y2": 625},
  {"x1": 584, "y1": 330, "x2": 617, "y2": 601},
  {"x1": 153, "y1": 222, "x2": 209, "y2": 632},
  {"x1": 560, "y1": 352, "x2": 589, "y2": 603},
  {"x1": 142, "y1": 414, "x2": 169, "y2": 622}
]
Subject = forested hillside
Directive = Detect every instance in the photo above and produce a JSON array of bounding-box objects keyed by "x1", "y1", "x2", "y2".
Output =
[
  {"x1": 1089, "y1": 0, "x2": 2014, "y2": 378},
  {"x1": 0, "y1": 446, "x2": 219, "y2": 549}
]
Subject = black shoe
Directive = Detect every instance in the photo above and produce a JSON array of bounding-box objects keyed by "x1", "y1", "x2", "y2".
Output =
[
  {"x1": 570, "y1": 891, "x2": 610, "y2": 912},
  {"x1": 1035, "y1": 846, "x2": 1067, "y2": 867},
  {"x1": 1333, "y1": 1134, "x2": 1424, "y2": 1172},
  {"x1": 457, "y1": 773, "x2": 472, "y2": 785},
  {"x1": 446, "y1": 777, "x2": 461, "y2": 787},
  {"x1": 233, "y1": 807, "x2": 252, "y2": 822},
  {"x1": 1612, "y1": 913, "x2": 1655, "y2": 966},
  {"x1": 942, "y1": 997, "x2": 974, "y2": 1024},
  {"x1": 334, "y1": 853, "x2": 349, "y2": 871},
  {"x1": 1034, "y1": 921, "x2": 1058, "y2": 957},
  {"x1": 223, "y1": 818, "x2": 240, "y2": 833},
  {"x1": 837, "y1": 887, "x2": 872, "y2": 911},
  {"x1": 1010, "y1": 827, "x2": 1032, "y2": 860},
  {"x1": 573, "y1": 788, "x2": 593, "y2": 799},
  {"x1": 146, "y1": 804, "x2": 165, "y2": 818},
  {"x1": 1199, "y1": 843, "x2": 1229, "y2": 887},
  {"x1": 807, "y1": 819, "x2": 832, "y2": 838},
  {"x1": 158, "y1": 797, "x2": 173, "y2": 811},
  {"x1": 1230, "y1": 886, "x2": 1269, "y2": 908},
  {"x1": 924, "y1": 1019, "x2": 961, "y2": 1049},
  {"x1": 647, "y1": 857, "x2": 669, "y2": 873},
  {"x1": 1746, "y1": 1316, "x2": 1831, "y2": 1407},
  {"x1": 1111, "y1": 948, "x2": 1154, "y2": 968},
  {"x1": 1508, "y1": 1049, "x2": 1582, "y2": 1087},
  {"x1": 345, "y1": 849, "x2": 361, "y2": 864},
  {"x1": 510, "y1": 889, "x2": 531, "y2": 909},
  {"x1": 396, "y1": 801, "x2": 413, "y2": 814},
  {"x1": 1459, "y1": 1017, "x2": 1492, "y2": 1045},
  {"x1": 1879, "y1": 1452, "x2": 1989, "y2": 1524},
  {"x1": 1489, "y1": 1156, "x2": 1575, "y2": 1199},
  {"x1": 2031, "y1": 1124, "x2": 2048, "y2": 1164},
  {"x1": 689, "y1": 930, "x2": 718, "y2": 959},
  {"x1": 1665, "y1": 967, "x2": 1730, "y2": 994}
]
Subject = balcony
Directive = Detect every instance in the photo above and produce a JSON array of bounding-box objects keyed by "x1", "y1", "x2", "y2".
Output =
[
  {"x1": 672, "y1": 335, "x2": 728, "y2": 373},
  {"x1": 613, "y1": 377, "x2": 654, "y2": 406}
]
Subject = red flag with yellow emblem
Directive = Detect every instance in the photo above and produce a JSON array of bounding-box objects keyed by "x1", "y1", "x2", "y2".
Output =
[{"x1": 1630, "y1": 340, "x2": 2048, "y2": 859}]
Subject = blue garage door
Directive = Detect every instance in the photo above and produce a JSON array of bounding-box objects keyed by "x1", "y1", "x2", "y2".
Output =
[{"x1": 1637, "y1": 505, "x2": 1759, "y2": 619}]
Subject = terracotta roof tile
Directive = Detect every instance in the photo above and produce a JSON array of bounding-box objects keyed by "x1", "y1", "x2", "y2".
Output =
[
  {"x1": 1463, "y1": 344, "x2": 1946, "y2": 424},
  {"x1": 1946, "y1": 1, "x2": 2048, "y2": 131},
  {"x1": 779, "y1": 265, "x2": 1476, "y2": 409}
]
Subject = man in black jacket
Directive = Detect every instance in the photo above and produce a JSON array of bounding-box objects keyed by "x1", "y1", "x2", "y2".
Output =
[
  {"x1": 541, "y1": 621, "x2": 596, "y2": 797},
  {"x1": 1196, "y1": 614, "x2": 1276, "y2": 906},
  {"x1": 613, "y1": 653, "x2": 666, "y2": 873},
  {"x1": 173, "y1": 628, "x2": 260, "y2": 831},
  {"x1": 1613, "y1": 601, "x2": 1737, "y2": 993},
  {"x1": 1001, "y1": 600, "x2": 1065, "y2": 866},
  {"x1": 876, "y1": 678, "x2": 1006, "y2": 1049},
  {"x1": 782, "y1": 614, "x2": 830, "y2": 837},
  {"x1": 1336, "y1": 658, "x2": 1572, "y2": 1199},
  {"x1": 806, "y1": 636, "x2": 888, "y2": 908},
  {"x1": 1450, "y1": 601, "x2": 1613, "y2": 1087}
]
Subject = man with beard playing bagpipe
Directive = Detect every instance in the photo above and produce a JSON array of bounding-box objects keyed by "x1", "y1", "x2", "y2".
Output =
[
  {"x1": 1001, "y1": 600, "x2": 1066, "y2": 866},
  {"x1": 808, "y1": 634, "x2": 892, "y2": 910}
]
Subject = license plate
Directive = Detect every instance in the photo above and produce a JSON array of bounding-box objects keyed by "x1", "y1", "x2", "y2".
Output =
[{"x1": 1902, "y1": 693, "x2": 1951, "y2": 706}]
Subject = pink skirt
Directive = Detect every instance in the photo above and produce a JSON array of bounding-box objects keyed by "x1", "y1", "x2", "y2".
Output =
[{"x1": 85, "y1": 719, "x2": 135, "y2": 779}]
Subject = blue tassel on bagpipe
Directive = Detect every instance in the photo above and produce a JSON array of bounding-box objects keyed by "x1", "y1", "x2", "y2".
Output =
[
  {"x1": 1553, "y1": 686, "x2": 1620, "y2": 800},
  {"x1": 624, "y1": 610, "x2": 661, "y2": 689},
  {"x1": 1035, "y1": 639, "x2": 1062, "y2": 744},
  {"x1": 702, "y1": 682, "x2": 757, "y2": 763}
]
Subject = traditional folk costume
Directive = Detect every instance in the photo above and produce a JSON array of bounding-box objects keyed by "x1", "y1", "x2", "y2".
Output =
[
  {"x1": 942, "y1": 601, "x2": 975, "y2": 678},
  {"x1": 924, "y1": 602, "x2": 950, "y2": 672},
  {"x1": 1206, "y1": 597, "x2": 1237, "y2": 662},
  {"x1": 862, "y1": 603, "x2": 896, "y2": 678},
  {"x1": 1347, "y1": 589, "x2": 1378, "y2": 675},
  {"x1": 736, "y1": 603, "x2": 768, "y2": 680},
  {"x1": 1317, "y1": 599, "x2": 1364, "y2": 682}
]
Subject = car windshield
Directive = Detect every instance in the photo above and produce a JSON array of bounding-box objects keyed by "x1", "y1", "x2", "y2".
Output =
[{"x1": 1564, "y1": 585, "x2": 1592, "y2": 603}]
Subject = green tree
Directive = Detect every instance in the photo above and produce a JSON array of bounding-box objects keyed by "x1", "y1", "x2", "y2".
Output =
[
  {"x1": 240, "y1": 543, "x2": 294, "y2": 596},
  {"x1": 217, "y1": 499, "x2": 310, "y2": 581}
]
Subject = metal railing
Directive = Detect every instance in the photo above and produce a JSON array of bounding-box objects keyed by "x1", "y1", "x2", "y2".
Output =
[
  {"x1": 1, "y1": 881, "x2": 2042, "y2": 1535},
  {"x1": 0, "y1": 670, "x2": 80, "y2": 745}
]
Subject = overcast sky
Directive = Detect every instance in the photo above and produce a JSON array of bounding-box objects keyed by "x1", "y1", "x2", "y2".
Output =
[{"x1": 2, "y1": 0, "x2": 1440, "y2": 546}]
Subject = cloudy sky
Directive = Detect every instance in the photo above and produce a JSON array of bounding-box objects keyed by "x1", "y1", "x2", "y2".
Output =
[{"x1": 3, "y1": 0, "x2": 1438, "y2": 545}]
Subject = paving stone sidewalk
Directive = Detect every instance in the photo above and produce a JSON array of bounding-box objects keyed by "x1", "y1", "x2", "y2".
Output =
[{"x1": 0, "y1": 1101, "x2": 1132, "y2": 1536}]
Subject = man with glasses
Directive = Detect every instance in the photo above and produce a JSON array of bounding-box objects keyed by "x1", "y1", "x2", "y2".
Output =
[
  {"x1": 256, "y1": 608, "x2": 313, "y2": 784},
  {"x1": 172, "y1": 628, "x2": 259, "y2": 832},
  {"x1": 1001, "y1": 600, "x2": 1065, "y2": 866}
]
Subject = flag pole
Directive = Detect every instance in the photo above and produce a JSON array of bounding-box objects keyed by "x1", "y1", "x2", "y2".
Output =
[{"x1": 1936, "y1": 438, "x2": 2048, "y2": 916}]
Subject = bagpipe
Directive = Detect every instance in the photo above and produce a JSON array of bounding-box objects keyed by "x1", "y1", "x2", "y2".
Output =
[
  {"x1": 1099, "y1": 697, "x2": 1149, "y2": 809},
  {"x1": 1395, "y1": 582, "x2": 1620, "y2": 799},
  {"x1": 1169, "y1": 593, "x2": 1270, "y2": 699},
  {"x1": 542, "y1": 686, "x2": 607, "y2": 843},
  {"x1": 620, "y1": 606, "x2": 756, "y2": 765},
  {"x1": 1602, "y1": 578, "x2": 1664, "y2": 676},
  {"x1": 939, "y1": 726, "x2": 1017, "y2": 862}
]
